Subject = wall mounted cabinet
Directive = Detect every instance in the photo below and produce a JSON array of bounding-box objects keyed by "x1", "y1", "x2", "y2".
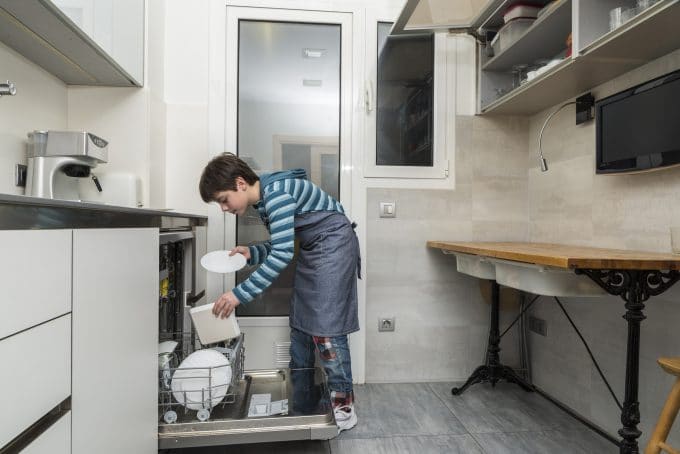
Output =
[
  {"x1": 479, "y1": 0, "x2": 680, "y2": 115},
  {"x1": 0, "y1": 0, "x2": 143, "y2": 86},
  {"x1": 394, "y1": 0, "x2": 680, "y2": 115}
]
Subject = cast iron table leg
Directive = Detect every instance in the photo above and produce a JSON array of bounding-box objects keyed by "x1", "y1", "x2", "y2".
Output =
[
  {"x1": 577, "y1": 269, "x2": 680, "y2": 454},
  {"x1": 452, "y1": 280, "x2": 532, "y2": 395}
]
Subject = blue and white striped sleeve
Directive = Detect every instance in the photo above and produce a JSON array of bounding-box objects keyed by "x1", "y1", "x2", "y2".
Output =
[
  {"x1": 232, "y1": 190, "x2": 296, "y2": 304},
  {"x1": 248, "y1": 242, "x2": 271, "y2": 265}
]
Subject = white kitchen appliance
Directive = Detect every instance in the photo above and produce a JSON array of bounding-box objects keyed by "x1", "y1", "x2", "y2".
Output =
[{"x1": 25, "y1": 130, "x2": 108, "y2": 200}]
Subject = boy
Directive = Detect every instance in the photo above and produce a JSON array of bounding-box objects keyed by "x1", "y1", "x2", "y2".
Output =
[{"x1": 199, "y1": 152, "x2": 360, "y2": 433}]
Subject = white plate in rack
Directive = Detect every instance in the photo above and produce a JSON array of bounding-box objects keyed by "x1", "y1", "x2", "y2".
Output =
[{"x1": 171, "y1": 349, "x2": 232, "y2": 411}]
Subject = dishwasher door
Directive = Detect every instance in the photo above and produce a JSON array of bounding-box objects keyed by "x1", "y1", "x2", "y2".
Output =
[{"x1": 158, "y1": 367, "x2": 338, "y2": 449}]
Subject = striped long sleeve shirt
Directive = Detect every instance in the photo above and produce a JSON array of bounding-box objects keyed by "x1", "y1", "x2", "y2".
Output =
[{"x1": 231, "y1": 170, "x2": 344, "y2": 304}]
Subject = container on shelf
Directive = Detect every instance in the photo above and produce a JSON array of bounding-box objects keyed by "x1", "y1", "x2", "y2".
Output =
[
  {"x1": 491, "y1": 18, "x2": 536, "y2": 56},
  {"x1": 503, "y1": 3, "x2": 541, "y2": 23}
]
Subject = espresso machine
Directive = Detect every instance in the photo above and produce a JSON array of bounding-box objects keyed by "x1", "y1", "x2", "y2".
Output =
[{"x1": 25, "y1": 130, "x2": 108, "y2": 199}]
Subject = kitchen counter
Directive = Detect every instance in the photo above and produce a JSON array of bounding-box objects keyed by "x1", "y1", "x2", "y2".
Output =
[
  {"x1": 0, "y1": 193, "x2": 207, "y2": 230},
  {"x1": 426, "y1": 241, "x2": 680, "y2": 270}
]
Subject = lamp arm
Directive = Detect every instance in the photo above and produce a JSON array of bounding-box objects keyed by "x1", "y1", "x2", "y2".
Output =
[{"x1": 538, "y1": 101, "x2": 577, "y2": 172}]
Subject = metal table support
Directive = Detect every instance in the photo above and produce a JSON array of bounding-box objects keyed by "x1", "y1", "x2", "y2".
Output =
[
  {"x1": 451, "y1": 280, "x2": 533, "y2": 396},
  {"x1": 577, "y1": 269, "x2": 680, "y2": 454}
]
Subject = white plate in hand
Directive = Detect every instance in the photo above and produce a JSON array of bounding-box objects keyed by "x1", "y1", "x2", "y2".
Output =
[{"x1": 200, "y1": 250, "x2": 247, "y2": 274}]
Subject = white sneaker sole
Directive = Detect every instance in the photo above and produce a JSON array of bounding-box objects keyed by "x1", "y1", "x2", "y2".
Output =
[{"x1": 336, "y1": 411, "x2": 358, "y2": 434}]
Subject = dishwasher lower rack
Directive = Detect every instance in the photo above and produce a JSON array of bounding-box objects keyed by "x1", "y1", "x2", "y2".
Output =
[
  {"x1": 158, "y1": 368, "x2": 339, "y2": 449},
  {"x1": 158, "y1": 333, "x2": 245, "y2": 424}
]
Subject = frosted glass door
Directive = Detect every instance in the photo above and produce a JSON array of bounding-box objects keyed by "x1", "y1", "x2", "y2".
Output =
[{"x1": 236, "y1": 20, "x2": 341, "y2": 316}]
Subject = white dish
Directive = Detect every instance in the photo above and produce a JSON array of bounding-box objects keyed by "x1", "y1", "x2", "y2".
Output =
[
  {"x1": 190, "y1": 303, "x2": 242, "y2": 345},
  {"x1": 158, "y1": 340, "x2": 178, "y2": 355},
  {"x1": 171, "y1": 349, "x2": 232, "y2": 411},
  {"x1": 200, "y1": 250, "x2": 247, "y2": 274}
]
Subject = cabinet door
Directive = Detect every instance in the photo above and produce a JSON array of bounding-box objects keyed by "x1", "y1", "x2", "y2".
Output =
[
  {"x1": 0, "y1": 315, "x2": 71, "y2": 448},
  {"x1": 50, "y1": 0, "x2": 144, "y2": 84},
  {"x1": 22, "y1": 411, "x2": 71, "y2": 454},
  {"x1": 72, "y1": 228, "x2": 158, "y2": 454},
  {"x1": 0, "y1": 229, "x2": 71, "y2": 339}
]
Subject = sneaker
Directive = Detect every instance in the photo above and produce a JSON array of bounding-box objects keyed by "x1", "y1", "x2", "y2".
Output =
[{"x1": 334, "y1": 405, "x2": 357, "y2": 433}]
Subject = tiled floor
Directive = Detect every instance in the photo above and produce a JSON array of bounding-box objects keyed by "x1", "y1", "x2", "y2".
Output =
[{"x1": 167, "y1": 382, "x2": 618, "y2": 453}]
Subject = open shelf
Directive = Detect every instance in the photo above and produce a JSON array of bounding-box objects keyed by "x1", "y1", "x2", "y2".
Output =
[
  {"x1": 480, "y1": 0, "x2": 680, "y2": 115},
  {"x1": 483, "y1": 0, "x2": 571, "y2": 72},
  {"x1": 580, "y1": 0, "x2": 680, "y2": 64}
]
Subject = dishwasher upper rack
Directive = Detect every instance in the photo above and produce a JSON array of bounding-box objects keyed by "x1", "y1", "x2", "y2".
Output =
[{"x1": 158, "y1": 332, "x2": 245, "y2": 423}]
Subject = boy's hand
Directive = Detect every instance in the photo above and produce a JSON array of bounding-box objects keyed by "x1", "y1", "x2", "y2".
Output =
[
  {"x1": 213, "y1": 291, "x2": 240, "y2": 319},
  {"x1": 228, "y1": 246, "x2": 251, "y2": 260}
]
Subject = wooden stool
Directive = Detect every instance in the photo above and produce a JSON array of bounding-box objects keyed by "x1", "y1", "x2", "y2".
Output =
[{"x1": 646, "y1": 358, "x2": 680, "y2": 454}]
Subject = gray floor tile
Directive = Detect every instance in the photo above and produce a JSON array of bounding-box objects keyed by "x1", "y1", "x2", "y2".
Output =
[
  {"x1": 166, "y1": 440, "x2": 330, "y2": 454},
  {"x1": 472, "y1": 429, "x2": 619, "y2": 454},
  {"x1": 429, "y1": 381, "x2": 584, "y2": 434},
  {"x1": 338, "y1": 383, "x2": 467, "y2": 440},
  {"x1": 330, "y1": 434, "x2": 485, "y2": 454}
]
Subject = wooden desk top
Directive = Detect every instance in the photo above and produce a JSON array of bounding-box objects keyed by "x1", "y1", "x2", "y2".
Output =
[{"x1": 426, "y1": 241, "x2": 680, "y2": 270}]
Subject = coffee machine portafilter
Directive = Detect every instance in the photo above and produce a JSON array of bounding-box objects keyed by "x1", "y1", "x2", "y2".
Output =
[{"x1": 25, "y1": 130, "x2": 108, "y2": 199}]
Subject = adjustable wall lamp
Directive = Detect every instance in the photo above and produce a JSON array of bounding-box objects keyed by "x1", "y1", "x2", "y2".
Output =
[{"x1": 538, "y1": 93, "x2": 594, "y2": 172}]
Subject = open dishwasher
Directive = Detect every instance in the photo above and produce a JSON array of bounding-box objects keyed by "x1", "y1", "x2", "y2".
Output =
[
  {"x1": 157, "y1": 233, "x2": 338, "y2": 449},
  {"x1": 157, "y1": 333, "x2": 338, "y2": 449}
]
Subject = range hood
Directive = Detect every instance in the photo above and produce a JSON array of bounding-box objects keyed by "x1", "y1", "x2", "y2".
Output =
[{"x1": 391, "y1": 0, "x2": 502, "y2": 35}]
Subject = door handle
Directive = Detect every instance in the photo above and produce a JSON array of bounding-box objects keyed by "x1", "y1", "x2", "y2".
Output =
[{"x1": 365, "y1": 80, "x2": 374, "y2": 113}]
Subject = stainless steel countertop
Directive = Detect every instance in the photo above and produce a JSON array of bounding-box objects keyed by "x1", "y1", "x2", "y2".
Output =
[{"x1": 0, "y1": 193, "x2": 207, "y2": 230}]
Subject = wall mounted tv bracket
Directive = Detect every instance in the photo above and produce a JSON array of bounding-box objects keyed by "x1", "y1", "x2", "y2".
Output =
[{"x1": 575, "y1": 92, "x2": 594, "y2": 125}]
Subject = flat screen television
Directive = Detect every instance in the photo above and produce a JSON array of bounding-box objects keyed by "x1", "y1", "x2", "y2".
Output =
[{"x1": 596, "y1": 68, "x2": 680, "y2": 174}]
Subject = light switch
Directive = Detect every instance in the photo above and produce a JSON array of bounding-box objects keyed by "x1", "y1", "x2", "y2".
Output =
[{"x1": 379, "y1": 202, "x2": 396, "y2": 218}]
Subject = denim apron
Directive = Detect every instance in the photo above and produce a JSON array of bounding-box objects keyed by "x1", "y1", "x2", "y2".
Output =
[{"x1": 290, "y1": 211, "x2": 360, "y2": 337}]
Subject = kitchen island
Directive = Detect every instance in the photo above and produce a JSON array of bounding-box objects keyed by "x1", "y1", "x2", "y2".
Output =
[{"x1": 427, "y1": 241, "x2": 680, "y2": 454}]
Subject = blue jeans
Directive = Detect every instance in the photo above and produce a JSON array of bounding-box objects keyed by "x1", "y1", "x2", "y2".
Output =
[{"x1": 290, "y1": 328, "x2": 354, "y2": 407}]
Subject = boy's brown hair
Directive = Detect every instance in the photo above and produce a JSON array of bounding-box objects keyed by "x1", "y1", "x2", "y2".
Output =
[{"x1": 199, "y1": 152, "x2": 259, "y2": 202}]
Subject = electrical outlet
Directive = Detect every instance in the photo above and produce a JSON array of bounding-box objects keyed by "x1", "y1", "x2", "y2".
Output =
[
  {"x1": 378, "y1": 317, "x2": 395, "y2": 332},
  {"x1": 528, "y1": 316, "x2": 547, "y2": 336},
  {"x1": 15, "y1": 164, "x2": 27, "y2": 187}
]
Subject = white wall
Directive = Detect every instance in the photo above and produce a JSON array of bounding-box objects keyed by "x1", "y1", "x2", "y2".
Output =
[
  {"x1": 66, "y1": 86, "x2": 150, "y2": 204},
  {"x1": 0, "y1": 43, "x2": 68, "y2": 195}
]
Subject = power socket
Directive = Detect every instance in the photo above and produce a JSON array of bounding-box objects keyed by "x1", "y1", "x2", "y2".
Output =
[
  {"x1": 378, "y1": 317, "x2": 395, "y2": 332},
  {"x1": 528, "y1": 315, "x2": 547, "y2": 336},
  {"x1": 15, "y1": 164, "x2": 27, "y2": 187}
]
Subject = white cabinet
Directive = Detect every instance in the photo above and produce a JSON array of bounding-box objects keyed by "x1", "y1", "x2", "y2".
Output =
[
  {"x1": 0, "y1": 229, "x2": 71, "y2": 339},
  {"x1": 51, "y1": 0, "x2": 144, "y2": 84},
  {"x1": 0, "y1": 314, "x2": 71, "y2": 448},
  {"x1": 0, "y1": 0, "x2": 144, "y2": 86},
  {"x1": 71, "y1": 228, "x2": 158, "y2": 454},
  {"x1": 22, "y1": 411, "x2": 71, "y2": 454}
]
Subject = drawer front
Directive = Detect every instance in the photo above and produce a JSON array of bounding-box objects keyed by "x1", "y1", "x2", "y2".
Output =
[
  {"x1": 0, "y1": 315, "x2": 71, "y2": 447},
  {"x1": 0, "y1": 230, "x2": 71, "y2": 339},
  {"x1": 22, "y1": 411, "x2": 71, "y2": 454}
]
